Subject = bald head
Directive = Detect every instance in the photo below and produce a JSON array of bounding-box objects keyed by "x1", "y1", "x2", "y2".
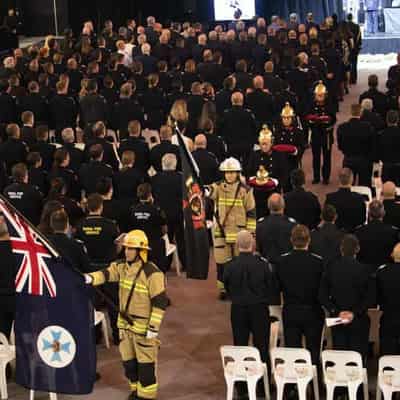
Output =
[
  {"x1": 194, "y1": 134, "x2": 207, "y2": 149},
  {"x1": 253, "y1": 76, "x2": 264, "y2": 90},
  {"x1": 231, "y1": 92, "x2": 244, "y2": 106},
  {"x1": 236, "y1": 230, "x2": 254, "y2": 253},
  {"x1": 392, "y1": 243, "x2": 400, "y2": 262},
  {"x1": 382, "y1": 181, "x2": 396, "y2": 199},
  {"x1": 268, "y1": 193, "x2": 285, "y2": 214}
]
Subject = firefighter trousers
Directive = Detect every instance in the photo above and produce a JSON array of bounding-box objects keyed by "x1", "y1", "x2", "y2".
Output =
[
  {"x1": 214, "y1": 239, "x2": 239, "y2": 293},
  {"x1": 119, "y1": 330, "x2": 160, "y2": 399}
]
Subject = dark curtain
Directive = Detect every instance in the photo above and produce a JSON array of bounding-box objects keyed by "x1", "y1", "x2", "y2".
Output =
[{"x1": 258, "y1": 0, "x2": 344, "y2": 23}]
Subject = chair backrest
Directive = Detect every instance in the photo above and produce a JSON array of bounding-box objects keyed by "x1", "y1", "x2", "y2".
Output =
[
  {"x1": 220, "y1": 346, "x2": 263, "y2": 379},
  {"x1": 0, "y1": 332, "x2": 10, "y2": 350},
  {"x1": 378, "y1": 355, "x2": 400, "y2": 388},
  {"x1": 351, "y1": 186, "x2": 372, "y2": 202},
  {"x1": 271, "y1": 347, "x2": 313, "y2": 380},
  {"x1": 220, "y1": 345, "x2": 262, "y2": 368},
  {"x1": 322, "y1": 350, "x2": 364, "y2": 385}
]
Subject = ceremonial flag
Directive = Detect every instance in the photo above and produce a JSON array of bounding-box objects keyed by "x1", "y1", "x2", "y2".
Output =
[
  {"x1": 176, "y1": 128, "x2": 210, "y2": 279},
  {"x1": 0, "y1": 197, "x2": 96, "y2": 394}
]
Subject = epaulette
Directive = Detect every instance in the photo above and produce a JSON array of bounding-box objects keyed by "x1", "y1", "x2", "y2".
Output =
[
  {"x1": 258, "y1": 255, "x2": 269, "y2": 263},
  {"x1": 257, "y1": 217, "x2": 265, "y2": 223},
  {"x1": 311, "y1": 253, "x2": 323, "y2": 260},
  {"x1": 288, "y1": 217, "x2": 297, "y2": 224},
  {"x1": 281, "y1": 252, "x2": 290, "y2": 257},
  {"x1": 377, "y1": 264, "x2": 388, "y2": 272}
]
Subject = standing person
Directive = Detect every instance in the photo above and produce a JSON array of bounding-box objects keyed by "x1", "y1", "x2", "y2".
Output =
[
  {"x1": 337, "y1": 103, "x2": 376, "y2": 187},
  {"x1": 365, "y1": 0, "x2": 379, "y2": 35},
  {"x1": 224, "y1": 230, "x2": 277, "y2": 398},
  {"x1": 75, "y1": 193, "x2": 120, "y2": 344},
  {"x1": 276, "y1": 225, "x2": 325, "y2": 364},
  {"x1": 128, "y1": 183, "x2": 168, "y2": 272},
  {"x1": 284, "y1": 169, "x2": 321, "y2": 230},
  {"x1": 346, "y1": 14, "x2": 361, "y2": 84},
  {"x1": 3, "y1": 163, "x2": 43, "y2": 226},
  {"x1": 85, "y1": 230, "x2": 168, "y2": 400},
  {"x1": 319, "y1": 235, "x2": 372, "y2": 363},
  {"x1": 305, "y1": 82, "x2": 337, "y2": 185},
  {"x1": 209, "y1": 157, "x2": 256, "y2": 300},
  {"x1": 376, "y1": 243, "x2": 400, "y2": 355},
  {"x1": 0, "y1": 216, "x2": 17, "y2": 338}
]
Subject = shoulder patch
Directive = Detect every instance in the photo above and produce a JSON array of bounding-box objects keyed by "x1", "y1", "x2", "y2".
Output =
[{"x1": 143, "y1": 262, "x2": 161, "y2": 277}]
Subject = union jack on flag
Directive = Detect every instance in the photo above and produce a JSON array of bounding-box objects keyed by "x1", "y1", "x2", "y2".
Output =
[{"x1": 0, "y1": 198, "x2": 57, "y2": 297}]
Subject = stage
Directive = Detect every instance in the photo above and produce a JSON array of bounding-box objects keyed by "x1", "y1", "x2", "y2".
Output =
[{"x1": 361, "y1": 32, "x2": 400, "y2": 55}]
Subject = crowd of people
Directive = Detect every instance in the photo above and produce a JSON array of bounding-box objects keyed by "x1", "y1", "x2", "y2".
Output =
[{"x1": 1, "y1": 9, "x2": 400, "y2": 400}]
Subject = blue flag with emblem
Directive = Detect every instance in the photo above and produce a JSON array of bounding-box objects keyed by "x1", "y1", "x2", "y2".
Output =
[{"x1": 0, "y1": 197, "x2": 96, "y2": 394}]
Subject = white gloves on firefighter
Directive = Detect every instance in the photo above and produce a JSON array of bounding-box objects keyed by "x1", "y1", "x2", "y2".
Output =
[
  {"x1": 84, "y1": 274, "x2": 93, "y2": 284},
  {"x1": 146, "y1": 330, "x2": 158, "y2": 340}
]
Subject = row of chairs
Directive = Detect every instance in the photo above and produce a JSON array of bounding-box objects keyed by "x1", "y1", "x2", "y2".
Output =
[
  {"x1": 0, "y1": 310, "x2": 110, "y2": 400},
  {"x1": 221, "y1": 345, "x2": 400, "y2": 400}
]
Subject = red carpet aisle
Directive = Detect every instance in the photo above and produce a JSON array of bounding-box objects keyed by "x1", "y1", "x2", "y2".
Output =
[{"x1": 7, "y1": 57, "x2": 394, "y2": 400}]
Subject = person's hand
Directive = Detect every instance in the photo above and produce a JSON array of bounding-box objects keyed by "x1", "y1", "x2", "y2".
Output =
[
  {"x1": 146, "y1": 330, "x2": 158, "y2": 340},
  {"x1": 84, "y1": 274, "x2": 93, "y2": 285},
  {"x1": 339, "y1": 311, "x2": 354, "y2": 324}
]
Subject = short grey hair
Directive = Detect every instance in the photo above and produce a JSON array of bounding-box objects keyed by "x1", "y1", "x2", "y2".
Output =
[
  {"x1": 236, "y1": 230, "x2": 253, "y2": 252},
  {"x1": 162, "y1": 153, "x2": 177, "y2": 171},
  {"x1": 61, "y1": 128, "x2": 75, "y2": 143},
  {"x1": 361, "y1": 98, "x2": 373, "y2": 111}
]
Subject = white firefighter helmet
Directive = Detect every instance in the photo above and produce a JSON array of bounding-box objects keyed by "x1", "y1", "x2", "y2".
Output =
[{"x1": 219, "y1": 157, "x2": 242, "y2": 172}]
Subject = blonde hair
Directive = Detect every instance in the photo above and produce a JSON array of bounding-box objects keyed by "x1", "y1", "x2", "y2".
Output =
[{"x1": 169, "y1": 99, "x2": 189, "y2": 125}]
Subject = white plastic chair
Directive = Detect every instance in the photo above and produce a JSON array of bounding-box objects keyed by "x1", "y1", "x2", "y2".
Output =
[
  {"x1": 321, "y1": 350, "x2": 369, "y2": 400},
  {"x1": 220, "y1": 346, "x2": 270, "y2": 400},
  {"x1": 376, "y1": 356, "x2": 400, "y2": 400},
  {"x1": 351, "y1": 186, "x2": 373, "y2": 202},
  {"x1": 95, "y1": 310, "x2": 110, "y2": 349},
  {"x1": 0, "y1": 333, "x2": 15, "y2": 400},
  {"x1": 271, "y1": 347, "x2": 319, "y2": 400},
  {"x1": 269, "y1": 305, "x2": 284, "y2": 346}
]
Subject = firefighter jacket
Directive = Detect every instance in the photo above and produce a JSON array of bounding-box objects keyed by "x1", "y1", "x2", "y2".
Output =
[
  {"x1": 89, "y1": 260, "x2": 168, "y2": 335},
  {"x1": 210, "y1": 180, "x2": 256, "y2": 244}
]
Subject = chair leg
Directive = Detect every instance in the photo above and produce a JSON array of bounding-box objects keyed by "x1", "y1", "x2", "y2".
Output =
[
  {"x1": 101, "y1": 317, "x2": 110, "y2": 349},
  {"x1": 247, "y1": 378, "x2": 258, "y2": 400},
  {"x1": 263, "y1": 369, "x2": 271, "y2": 400},
  {"x1": 49, "y1": 392, "x2": 57, "y2": 400},
  {"x1": 226, "y1": 380, "x2": 234, "y2": 400},
  {"x1": 276, "y1": 381, "x2": 285, "y2": 400},
  {"x1": 348, "y1": 383, "x2": 360, "y2": 400},
  {"x1": 313, "y1": 367, "x2": 320, "y2": 400},
  {"x1": 0, "y1": 363, "x2": 7, "y2": 400},
  {"x1": 29, "y1": 390, "x2": 35, "y2": 400},
  {"x1": 326, "y1": 384, "x2": 335, "y2": 400},
  {"x1": 363, "y1": 370, "x2": 369, "y2": 400},
  {"x1": 297, "y1": 380, "x2": 309, "y2": 400}
]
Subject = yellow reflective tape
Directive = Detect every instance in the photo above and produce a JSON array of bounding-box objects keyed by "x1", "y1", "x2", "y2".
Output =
[
  {"x1": 218, "y1": 199, "x2": 244, "y2": 206},
  {"x1": 135, "y1": 283, "x2": 148, "y2": 290},
  {"x1": 129, "y1": 382, "x2": 137, "y2": 391},
  {"x1": 138, "y1": 382, "x2": 158, "y2": 393}
]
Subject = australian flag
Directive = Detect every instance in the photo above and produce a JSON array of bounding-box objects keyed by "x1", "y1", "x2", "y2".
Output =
[
  {"x1": 175, "y1": 126, "x2": 210, "y2": 280},
  {"x1": 0, "y1": 197, "x2": 96, "y2": 394}
]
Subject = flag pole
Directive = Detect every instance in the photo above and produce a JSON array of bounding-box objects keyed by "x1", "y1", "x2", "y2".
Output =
[{"x1": 53, "y1": 0, "x2": 59, "y2": 36}]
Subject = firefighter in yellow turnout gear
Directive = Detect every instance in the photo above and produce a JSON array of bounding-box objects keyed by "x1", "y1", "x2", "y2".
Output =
[
  {"x1": 85, "y1": 230, "x2": 168, "y2": 400},
  {"x1": 209, "y1": 157, "x2": 256, "y2": 300}
]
